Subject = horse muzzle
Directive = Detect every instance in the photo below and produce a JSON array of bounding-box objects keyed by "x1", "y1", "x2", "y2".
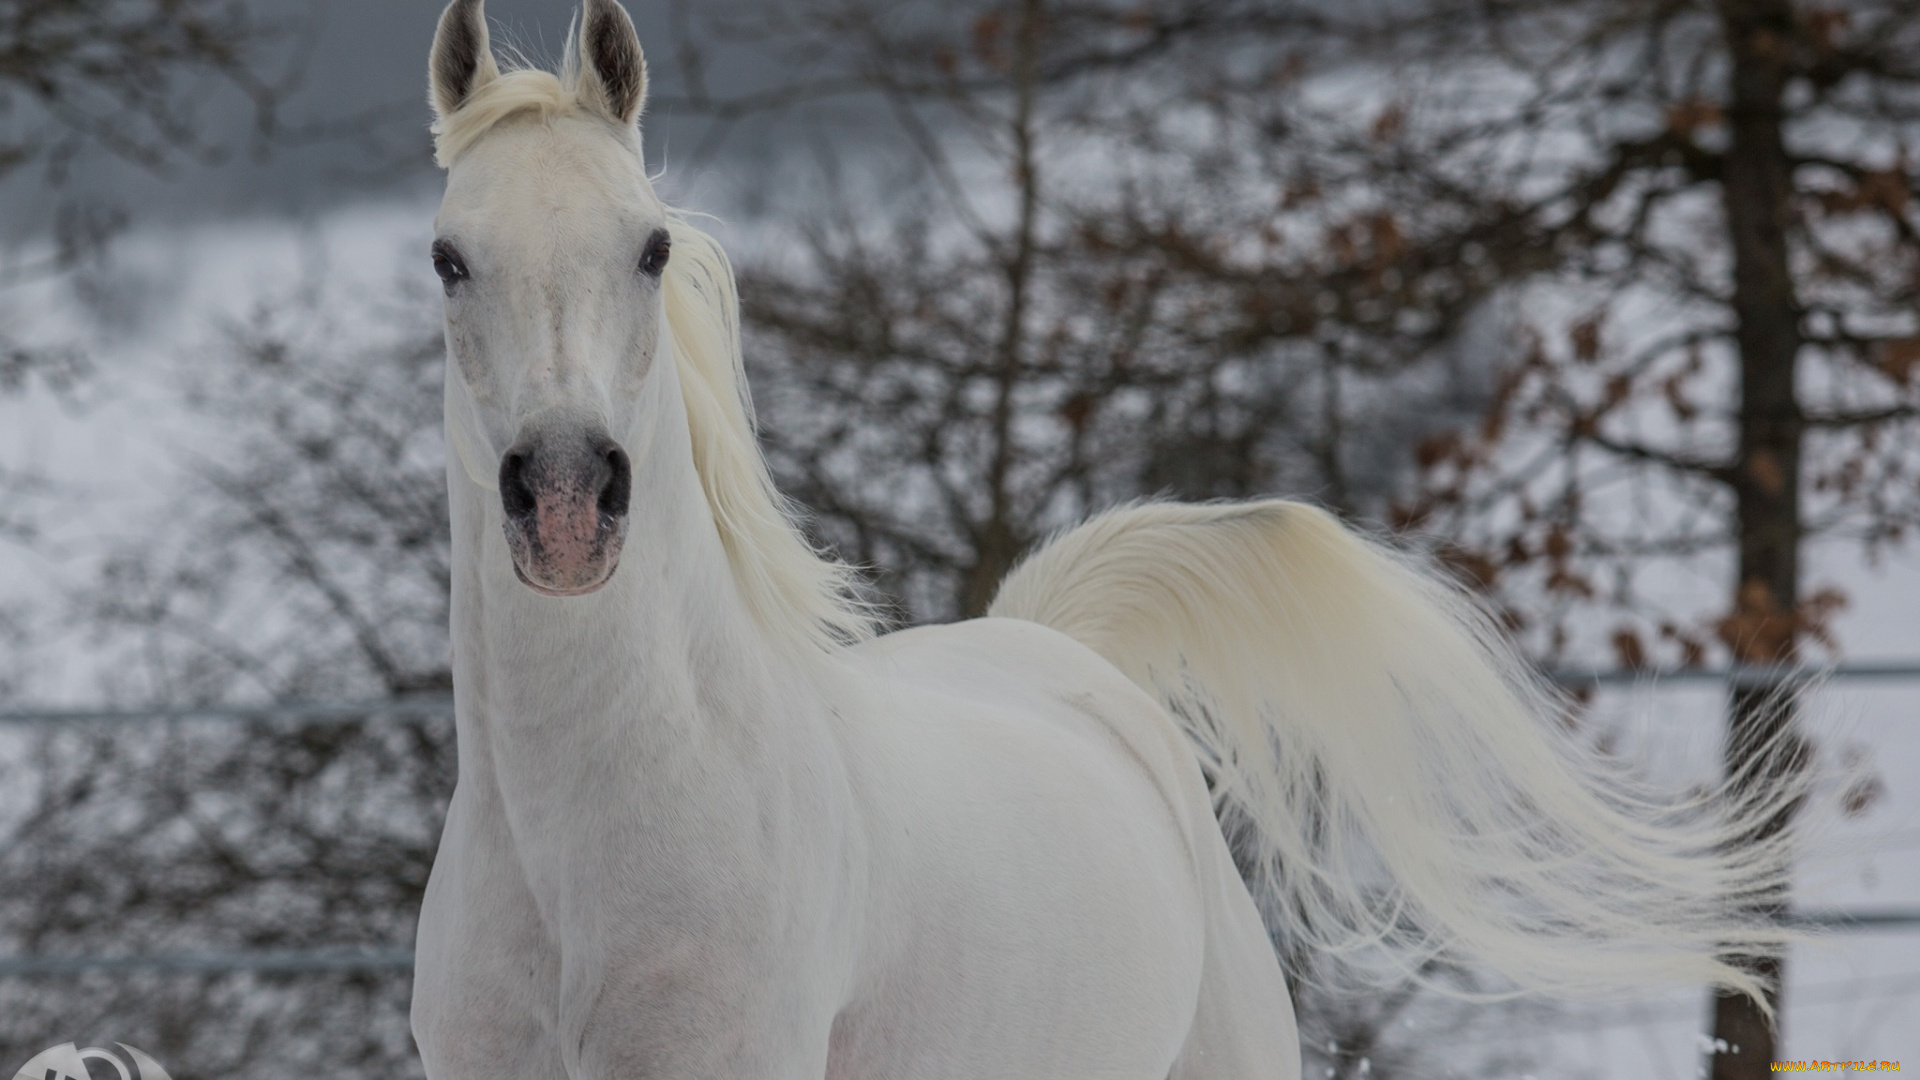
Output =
[{"x1": 498, "y1": 429, "x2": 632, "y2": 596}]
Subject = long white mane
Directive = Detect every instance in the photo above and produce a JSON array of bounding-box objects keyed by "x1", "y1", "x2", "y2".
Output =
[
  {"x1": 434, "y1": 64, "x2": 876, "y2": 653},
  {"x1": 662, "y1": 220, "x2": 877, "y2": 651}
]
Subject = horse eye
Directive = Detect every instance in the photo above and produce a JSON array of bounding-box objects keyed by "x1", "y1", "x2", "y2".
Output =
[
  {"x1": 638, "y1": 229, "x2": 670, "y2": 278},
  {"x1": 432, "y1": 241, "x2": 469, "y2": 290}
]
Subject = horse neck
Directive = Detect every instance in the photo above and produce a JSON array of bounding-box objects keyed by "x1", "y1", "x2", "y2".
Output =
[{"x1": 446, "y1": 356, "x2": 822, "y2": 810}]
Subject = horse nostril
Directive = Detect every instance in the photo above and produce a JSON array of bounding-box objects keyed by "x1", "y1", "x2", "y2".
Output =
[
  {"x1": 598, "y1": 444, "x2": 631, "y2": 519},
  {"x1": 500, "y1": 449, "x2": 537, "y2": 521}
]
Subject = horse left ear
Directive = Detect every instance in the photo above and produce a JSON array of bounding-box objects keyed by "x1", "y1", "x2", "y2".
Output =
[{"x1": 578, "y1": 0, "x2": 648, "y2": 128}]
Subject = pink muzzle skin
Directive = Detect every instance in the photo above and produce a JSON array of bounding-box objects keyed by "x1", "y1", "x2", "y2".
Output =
[{"x1": 499, "y1": 432, "x2": 632, "y2": 596}]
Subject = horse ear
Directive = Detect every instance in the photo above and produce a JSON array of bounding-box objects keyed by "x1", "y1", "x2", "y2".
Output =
[
  {"x1": 430, "y1": 0, "x2": 500, "y2": 121},
  {"x1": 577, "y1": 0, "x2": 648, "y2": 128}
]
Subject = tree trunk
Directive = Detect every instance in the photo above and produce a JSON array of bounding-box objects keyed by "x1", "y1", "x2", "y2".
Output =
[{"x1": 1710, "y1": 0, "x2": 1805, "y2": 1075}]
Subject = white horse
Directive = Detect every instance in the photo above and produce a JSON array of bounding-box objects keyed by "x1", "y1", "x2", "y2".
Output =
[{"x1": 410, "y1": 2, "x2": 1797, "y2": 1076}]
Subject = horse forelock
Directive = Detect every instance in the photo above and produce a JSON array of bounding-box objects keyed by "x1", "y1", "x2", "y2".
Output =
[{"x1": 432, "y1": 66, "x2": 599, "y2": 168}]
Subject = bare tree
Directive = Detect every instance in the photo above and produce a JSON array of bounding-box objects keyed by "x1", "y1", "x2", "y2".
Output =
[
  {"x1": 0, "y1": 0, "x2": 305, "y2": 178},
  {"x1": 682, "y1": 2, "x2": 1563, "y2": 1076},
  {"x1": 0, "y1": 0, "x2": 327, "y2": 560},
  {"x1": 0, "y1": 270, "x2": 450, "y2": 1079},
  {"x1": 0, "y1": 0, "x2": 313, "y2": 301},
  {"x1": 1362, "y1": 2, "x2": 1920, "y2": 1074},
  {"x1": 713, "y1": 0, "x2": 1492, "y2": 624},
  {"x1": 80, "y1": 278, "x2": 452, "y2": 703},
  {"x1": 5, "y1": 1, "x2": 1881, "y2": 1075},
  {"x1": 688, "y1": 1, "x2": 1888, "y2": 1073}
]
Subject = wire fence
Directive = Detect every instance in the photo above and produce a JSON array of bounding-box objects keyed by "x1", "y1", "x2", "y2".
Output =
[
  {"x1": 2, "y1": 661, "x2": 1917, "y2": 976},
  {"x1": 4, "y1": 661, "x2": 1918, "y2": 729},
  {"x1": 1550, "y1": 660, "x2": 1920, "y2": 687},
  {"x1": 0, "y1": 694, "x2": 457, "y2": 727},
  {"x1": 0, "y1": 949, "x2": 417, "y2": 977}
]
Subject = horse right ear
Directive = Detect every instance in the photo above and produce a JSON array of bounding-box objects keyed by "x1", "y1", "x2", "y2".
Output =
[{"x1": 430, "y1": 0, "x2": 500, "y2": 121}]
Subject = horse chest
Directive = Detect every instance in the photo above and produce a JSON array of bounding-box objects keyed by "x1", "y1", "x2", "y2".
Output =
[{"x1": 415, "y1": 776, "x2": 848, "y2": 1079}]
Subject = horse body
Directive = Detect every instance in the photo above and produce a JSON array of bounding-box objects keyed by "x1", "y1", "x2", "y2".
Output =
[
  {"x1": 827, "y1": 617, "x2": 1298, "y2": 1079},
  {"x1": 415, "y1": 327, "x2": 1294, "y2": 1077},
  {"x1": 412, "y1": 3, "x2": 1796, "y2": 1076}
]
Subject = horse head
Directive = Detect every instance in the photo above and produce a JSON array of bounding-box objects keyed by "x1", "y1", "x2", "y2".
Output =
[{"x1": 428, "y1": 0, "x2": 659, "y2": 597}]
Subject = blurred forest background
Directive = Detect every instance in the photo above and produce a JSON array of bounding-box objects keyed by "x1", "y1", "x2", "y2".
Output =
[{"x1": 0, "y1": 0, "x2": 1917, "y2": 1077}]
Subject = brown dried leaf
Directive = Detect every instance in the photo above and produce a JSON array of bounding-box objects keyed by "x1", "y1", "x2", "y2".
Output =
[
  {"x1": 1803, "y1": 8, "x2": 1850, "y2": 51},
  {"x1": 1368, "y1": 212, "x2": 1404, "y2": 264},
  {"x1": 1838, "y1": 745, "x2": 1885, "y2": 818},
  {"x1": 1745, "y1": 448, "x2": 1786, "y2": 496},
  {"x1": 1057, "y1": 391, "x2": 1094, "y2": 434},
  {"x1": 1415, "y1": 430, "x2": 1463, "y2": 469},
  {"x1": 1371, "y1": 104, "x2": 1405, "y2": 142},
  {"x1": 1570, "y1": 313, "x2": 1604, "y2": 362},
  {"x1": 1479, "y1": 405, "x2": 1506, "y2": 444},
  {"x1": 1715, "y1": 577, "x2": 1794, "y2": 663},
  {"x1": 1665, "y1": 100, "x2": 1724, "y2": 137},
  {"x1": 1843, "y1": 772, "x2": 1886, "y2": 817},
  {"x1": 1656, "y1": 622, "x2": 1710, "y2": 669},
  {"x1": 1800, "y1": 586, "x2": 1849, "y2": 652},
  {"x1": 1546, "y1": 567, "x2": 1596, "y2": 598},
  {"x1": 1544, "y1": 524, "x2": 1572, "y2": 562},
  {"x1": 1876, "y1": 336, "x2": 1920, "y2": 382},
  {"x1": 1611, "y1": 627, "x2": 1647, "y2": 670},
  {"x1": 1860, "y1": 169, "x2": 1909, "y2": 213},
  {"x1": 1503, "y1": 536, "x2": 1530, "y2": 567},
  {"x1": 1387, "y1": 499, "x2": 1431, "y2": 531},
  {"x1": 972, "y1": 11, "x2": 1005, "y2": 69},
  {"x1": 1439, "y1": 546, "x2": 1500, "y2": 591},
  {"x1": 1824, "y1": 170, "x2": 1911, "y2": 216},
  {"x1": 1662, "y1": 373, "x2": 1698, "y2": 420}
]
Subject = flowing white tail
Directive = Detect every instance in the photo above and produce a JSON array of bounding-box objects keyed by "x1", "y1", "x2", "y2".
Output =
[{"x1": 989, "y1": 499, "x2": 1798, "y2": 1004}]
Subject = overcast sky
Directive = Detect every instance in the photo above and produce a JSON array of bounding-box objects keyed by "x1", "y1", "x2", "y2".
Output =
[{"x1": 0, "y1": 0, "x2": 839, "y2": 237}]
